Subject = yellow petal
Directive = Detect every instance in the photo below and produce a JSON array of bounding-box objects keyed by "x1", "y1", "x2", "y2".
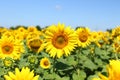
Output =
[
  {"x1": 8, "y1": 72, "x2": 16, "y2": 79},
  {"x1": 32, "y1": 75, "x2": 39, "y2": 80},
  {"x1": 4, "y1": 75, "x2": 13, "y2": 80}
]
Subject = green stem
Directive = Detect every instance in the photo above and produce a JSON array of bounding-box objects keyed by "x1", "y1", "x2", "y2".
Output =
[
  {"x1": 53, "y1": 57, "x2": 57, "y2": 72},
  {"x1": 77, "y1": 47, "x2": 81, "y2": 64},
  {"x1": 77, "y1": 69, "x2": 80, "y2": 76},
  {"x1": 115, "y1": 53, "x2": 118, "y2": 60}
]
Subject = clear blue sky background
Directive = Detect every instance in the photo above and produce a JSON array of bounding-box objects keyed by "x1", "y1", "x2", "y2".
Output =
[{"x1": 0, "y1": 0, "x2": 120, "y2": 31}]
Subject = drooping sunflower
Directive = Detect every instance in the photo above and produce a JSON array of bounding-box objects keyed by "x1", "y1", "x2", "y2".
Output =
[
  {"x1": 76, "y1": 27, "x2": 91, "y2": 48},
  {"x1": 4, "y1": 67, "x2": 39, "y2": 80},
  {"x1": 40, "y1": 57, "x2": 50, "y2": 69},
  {"x1": 0, "y1": 36, "x2": 24, "y2": 59},
  {"x1": 45, "y1": 23, "x2": 77, "y2": 58},
  {"x1": 27, "y1": 38, "x2": 44, "y2": 53}
]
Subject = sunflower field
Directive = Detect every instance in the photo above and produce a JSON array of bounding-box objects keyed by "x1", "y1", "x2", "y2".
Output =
[{"x1": 0, "y1": 23, "x2": 120, "y2": 80}]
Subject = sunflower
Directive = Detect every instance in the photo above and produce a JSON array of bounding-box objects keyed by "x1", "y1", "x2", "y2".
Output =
[
  {"x1": 4, "y1": 67, "x2": 39, "y2": 80},
  {"x1": 3, "y1": 57, "x2": 13, "y2": 67},
  {"x1": 27, "y1": 38, "x2": 44, "y2": 53},
  {"x1": 91, "y1": 31, "x2": 100, "y2": 42},
  {"x1": 26, "y1": 32, "x2": 41, "y2": 40},
  {"x1": 0, "y1": 37, "x2": 24, "y2": 59},
  {"x1": 0, "y1": 27, "x2": 8, "y2": 37},
  {"x1": 45, "y1": 23, "x2": 77, "y2": 58},
  {"x1": 76, "y1": 27, "x2": 91, "y2": 48},
  {"x1": 115, "y1": 35, "x2": 120, "y2": 42},
  {"x1": 27, "y1": 26, "x2": 38, "y2": 33},
  {"x1": 17, "y1": 26, "x2": 27, "y2": 33},
  {"x1": 2, "y1": 30, "x2": 14, "y2": 38},
  {"x1": 40, "y1": 57, "x2": 50, "y2": 69},
  {"x1": 112, "y1": 26, "x2": 120, "y2": 37},
  {"x1": 14, "y1": 33, "x2": 25, "y2": 41},
  {"x1": 13, "y1": 27, "x2": 27, "y2": 40},
  {"x1": 98, "y1": 60, "x2": 120, "y2": 80},
  {"x1": 112, "y1": 38, "x2": 120, "y2": 53},
  {"x1": 101, "y1": 32, "x2": 111, "y2": 45}
]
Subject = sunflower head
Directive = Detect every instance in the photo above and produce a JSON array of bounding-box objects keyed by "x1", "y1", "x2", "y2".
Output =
[
  {"x1": 14, "y1": 33, "x2": 25, "y2": 40},
  {"x1": 2, "y1": 43, "x2": 13, "y2": 54},
  {"x1": 45, "y1": 23, "x2": 77, "y2": 58},
  {"x1": 112, "y1": 26, "x2": 120, "y2": 37},
  {"x1": 0, "y1": 27, "x2": 8, "y2": 36},
  {"x1": 52, "y1": 32, "x2": 68, "y2": 49},
  {"x1": 28, "y1": 55, "x2": 38, "y2": 64},
  {"x1": 3, "y1": 57, "x2": 13, "y2": 67},
  {"x1": 27, "y1": 38, "x2": 44, "y2": 53},
  {"x1": 115, "y1": 35, "x2": 120, "y2": 43},
  {"x1": 17, "y1": 26, "x2": 27, "y2": 33},
  {"x1": 91, "y1": 32, "x2": 100, "y2": 42},
  {"x1": 112, "y1": 39, "x2": 120, "y2": 53},
  {"x1": 27, "y1": 26, "x2": 38, "y2": 33},
  {"x1": 2, "y1": 31, "x2": 14, "y2": 38},
  {"x1": 76, "y1": 27, "x2": 91, "y2": 47},
  {"x1": 0, "y1": 37, "x2": 24, "y2": 59},
  {"x1": 4, "y1": 67, "x2": 39, "y2": 80},
  {"x1": 40, "y1": 57, "x2": 50, "y2": 69},
  {"x1": 94, "y1": 60, "x2": 120, "y2": 80},
  {"x1": 108, "y1": 60, "x2": 120, "y2": 79},
  {"x1": 14, "y1": 27, "x2": 27, "y2": 40}
]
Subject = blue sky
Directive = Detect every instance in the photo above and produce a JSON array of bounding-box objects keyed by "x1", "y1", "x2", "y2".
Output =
[{"x1": 0, "y1": 0, "x2": 120, "y2": 31}]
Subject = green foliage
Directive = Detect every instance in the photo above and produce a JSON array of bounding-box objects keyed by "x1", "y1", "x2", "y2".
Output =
[{"x1": 1, "y1": 42, "x2": 117, "y2": 80}]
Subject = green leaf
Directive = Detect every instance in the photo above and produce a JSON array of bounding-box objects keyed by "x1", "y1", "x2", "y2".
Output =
[
  {"x1": 0, "y1": 68, "x2": 5, "y2": 75},
  {"x1": 0, "y1": 77, "x2": 4, "y2": 80},
  {"x1": 101, "y1": 65, "x2": 107, "y2": 73},
  {"x1": 83, "y1": 59, "x2": 97, "y2": 70},
  {"x1": 0, "y1": 59, "x2": 3, "y2": 67},
  {"x1": 44, "y1": 74, "x2": 55, "y2": 79},
  {"x1": 41, "y1": 51, "x2": 50, "y2": 57},
  {"x1": 94, "y1": 58, "x2": 103, "y2": 66},
  {"x1": 66, "y1": 56, "x2": 77, "y2": 66},
  {"x1": 72, "y1": 73, "x2": 80, "y2": 80},
  {"x1": 82, "y1": 49, "x2": 90, "y2": 55},
  {"x1": 87, "y1": 74, "x2": 99, "y2": 80},
  {"x1": 57, "y1": 77, "x2": 70, "y2": 80},
  {"x1": 35, "y1": 67, "x2": 44, "y2": 74},
  {"x1": 95, "y1": 47, "x2": 102, "y2": 55},
  {"x1": 18, "y1": 58, "x2": 29, "y2": 68},
  {"x1": 43, "y1": 73, "x2": 58, "y2": 80},
  {"x1": 79, "y1": 70, "x2": 86, "y2": 79},
  {"x1": 55, "y1": 61, "x2": 70, "y2": 70},
  {"x1": 72, "y1": 70, "x2": 86, "y2": 80}
]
